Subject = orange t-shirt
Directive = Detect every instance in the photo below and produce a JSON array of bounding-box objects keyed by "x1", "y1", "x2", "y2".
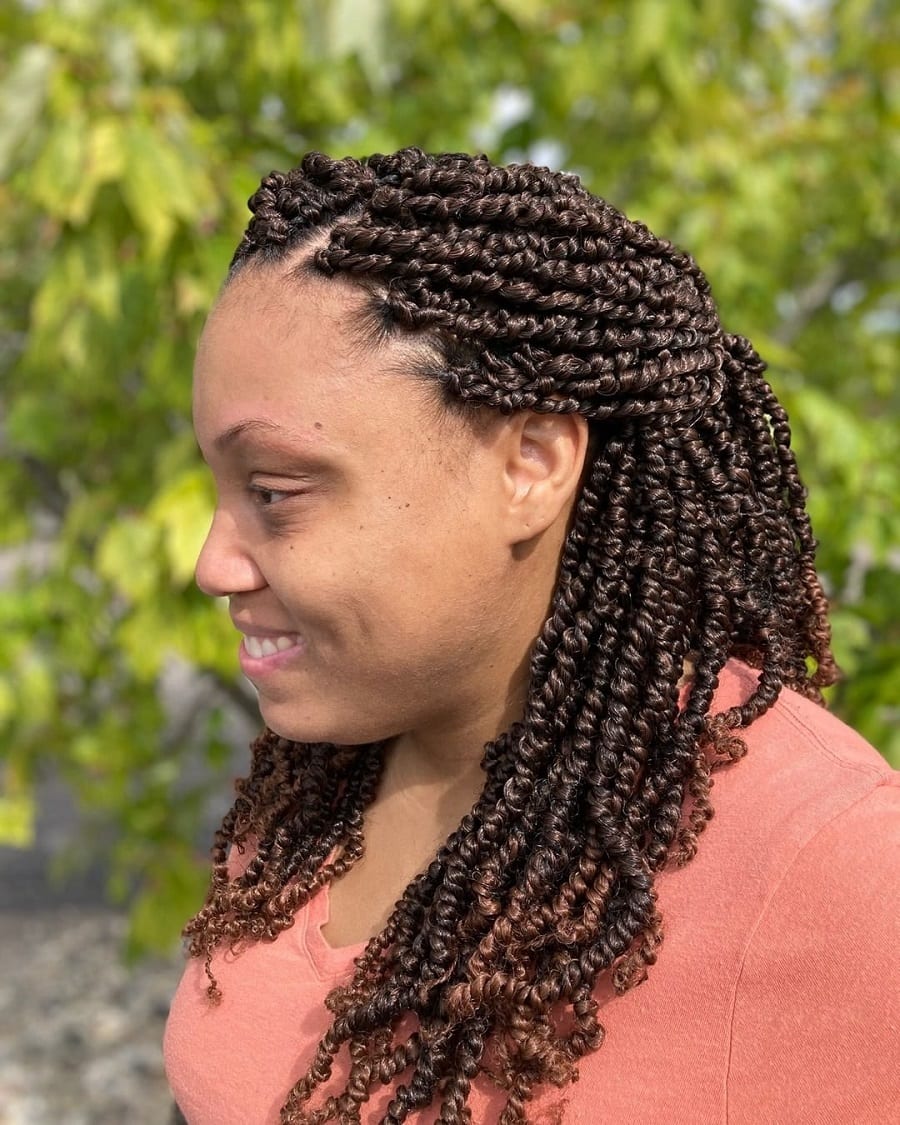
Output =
[{"x1": 165, "y1": 663, "x2": 900, "y2": 1122}]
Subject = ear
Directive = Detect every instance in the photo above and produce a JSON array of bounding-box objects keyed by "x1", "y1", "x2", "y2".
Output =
[{"x1": 501, "y1": 411, "x2": 590, "y2": 544}]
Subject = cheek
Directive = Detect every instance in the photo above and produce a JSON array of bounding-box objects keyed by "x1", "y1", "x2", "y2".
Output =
[
  {"x1": 386, "y1": 525, "x2": 510, "y2": 648},
  {"x1": 266, "y1": 462, "x2": 507, "y2": 630}
]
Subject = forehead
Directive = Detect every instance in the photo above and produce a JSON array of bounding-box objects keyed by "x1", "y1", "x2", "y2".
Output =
[
  {"x1": 191, "y1": 266, "x2": 457, "y2": 459},
  {"x1": 196, "y1": 266, "x2": 367, "y2": 384}
]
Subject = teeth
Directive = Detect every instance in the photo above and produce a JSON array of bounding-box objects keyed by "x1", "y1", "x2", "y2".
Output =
[{"x1": 244, "y1": 634, "x2": 298, "y2": 659}]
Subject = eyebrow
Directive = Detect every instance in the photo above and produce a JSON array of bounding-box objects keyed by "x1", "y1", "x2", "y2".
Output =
[
  {"x1": 212, "y1": 418, "x2": 324, "y2": 454},
  {"x1": 206, "y1": 418, "x2": 342, "y2": 477}
]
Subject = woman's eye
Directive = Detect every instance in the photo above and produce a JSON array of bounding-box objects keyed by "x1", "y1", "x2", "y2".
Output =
[{"x1": 249, "y1": 484, "x2": 299, "y2": 507}]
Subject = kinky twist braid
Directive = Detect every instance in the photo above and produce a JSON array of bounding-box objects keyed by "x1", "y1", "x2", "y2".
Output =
[{"x1": 184, "y1": 149, "x2": 836, "y2": 1122}]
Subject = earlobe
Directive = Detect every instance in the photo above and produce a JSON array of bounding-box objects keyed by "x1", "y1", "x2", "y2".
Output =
[{"x1": 504, "y1": 412, "x2": 589, "y2": 543}]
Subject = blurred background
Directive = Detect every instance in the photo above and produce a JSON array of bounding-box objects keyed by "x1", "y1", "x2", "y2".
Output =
[{"x1": 1, "y1": 0, "x2": 897, "y2": 1120}]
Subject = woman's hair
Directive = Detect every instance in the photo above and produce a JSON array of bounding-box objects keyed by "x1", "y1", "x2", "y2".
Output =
[{"x1": 184, "y1": 148, "x2": 836, "y2": 1123}]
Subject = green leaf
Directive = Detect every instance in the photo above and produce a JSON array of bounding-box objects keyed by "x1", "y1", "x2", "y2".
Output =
[
  {"x1": 120, "y1": 118, "x2": 207, "y2": 257},
  {"x1": 147, "y1": 466, "x2": 215, "y2": 587},
  {"x1": 0, "y1": 43, "x2": 55, "y2": 177},
  {"x1": 324, "y1": 0, "x2": 389, "y2": 86},
  {"x1": 69, "y1": 116, "x2": 127, "y2": 225},
  {"x1": 125, "y1": 849, "x2": 210, "y2": 957},
  {"x1": 95, "y1": 515, "x2": 162, "y2": 601},
  {"x1": 0, "y1": 792, "x2": 35, "y2": 848}
]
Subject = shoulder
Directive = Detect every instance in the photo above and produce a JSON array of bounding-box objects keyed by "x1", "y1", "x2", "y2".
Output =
[
  {"x1": 715, "y1": 665, "x2": 900, "y2": 1122},
  {"x1": 714, "y1": 660, "x2": 890, "y2": 779},
  {"x1": 725, "y1": 780, "x2": 900, "y2": 1122},
  {"x1": 706, "y1": 662, "x2": 895, "y2": 862}
]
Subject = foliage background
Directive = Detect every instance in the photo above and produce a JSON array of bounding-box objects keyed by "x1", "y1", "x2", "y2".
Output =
[{"x1": 1, "y1": 0, "x2": 897, "y2": 955}]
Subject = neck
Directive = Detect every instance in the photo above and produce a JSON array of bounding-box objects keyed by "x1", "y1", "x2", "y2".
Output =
[{"x1": 378, "y1": 660, "x2": 528, "y2": 828}]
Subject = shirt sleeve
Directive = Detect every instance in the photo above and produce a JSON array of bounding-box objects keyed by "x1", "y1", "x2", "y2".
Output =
[{"x1": 726, "y1": 777, "x2": 900, "y2": 1124}]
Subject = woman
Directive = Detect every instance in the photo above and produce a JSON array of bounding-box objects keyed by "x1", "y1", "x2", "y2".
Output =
[{"x1": 165, "y1": 148, "x2": 899, "y2": 1123}]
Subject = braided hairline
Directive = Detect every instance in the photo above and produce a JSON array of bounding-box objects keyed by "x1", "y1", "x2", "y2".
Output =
[{"x1": 184, "y1": 148, "x2": 835, "y2": 1123}]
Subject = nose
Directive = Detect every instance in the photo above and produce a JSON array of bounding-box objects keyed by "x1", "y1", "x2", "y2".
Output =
[{"x1": 195, "y1": 507, "x2": 265, "y2": 597}]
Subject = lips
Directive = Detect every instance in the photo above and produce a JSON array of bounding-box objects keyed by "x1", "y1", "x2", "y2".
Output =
[{"x1": 237, "y1": 631, "x2": 305, "y2": 679}]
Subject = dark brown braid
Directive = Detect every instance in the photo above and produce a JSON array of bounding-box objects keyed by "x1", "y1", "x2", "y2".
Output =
[{"x1": 184, "y1": 149, "x2": 836, "y2": 1123}]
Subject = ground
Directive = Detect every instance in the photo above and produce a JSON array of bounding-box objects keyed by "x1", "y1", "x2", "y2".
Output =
[
  {"x1": 0, "y1": 907, "x2": 182, "y2": 1125},
  {"x1": 0, "y1": 772, "x2": 194, "y2": 1125}
]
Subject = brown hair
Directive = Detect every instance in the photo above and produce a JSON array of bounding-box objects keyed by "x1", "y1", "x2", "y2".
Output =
[{"x1": 184, "y1": 148, "x2": 835, "y2": 1123}]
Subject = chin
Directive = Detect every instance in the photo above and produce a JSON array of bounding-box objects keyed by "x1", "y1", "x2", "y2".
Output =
[{"x1": 258, "y1": 699, "x2": 388, "y2": 747}]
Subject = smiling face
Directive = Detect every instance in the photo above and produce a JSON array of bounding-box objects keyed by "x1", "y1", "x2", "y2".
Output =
[{"x1": 192, "y1": 265, "x2": 575, "y2": 750}]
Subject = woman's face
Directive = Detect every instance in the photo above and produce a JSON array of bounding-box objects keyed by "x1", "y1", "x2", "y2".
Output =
[{"x1": 192, "y1": 267, "x2": 544, "y2": 747}]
